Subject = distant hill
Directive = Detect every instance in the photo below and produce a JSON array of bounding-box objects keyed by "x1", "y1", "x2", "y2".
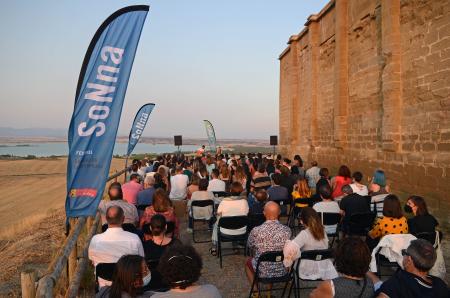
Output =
[{"x1": 0, "y1": 127, "x2": 66, "y2": 137}]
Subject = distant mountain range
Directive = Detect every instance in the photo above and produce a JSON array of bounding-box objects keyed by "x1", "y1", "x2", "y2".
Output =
[
  {"x1": 0, "y1": 127, "x2": 66, "y2": 137},
  {"x1": 0, "y1": 127, "x2": 268, "y2": 146}
]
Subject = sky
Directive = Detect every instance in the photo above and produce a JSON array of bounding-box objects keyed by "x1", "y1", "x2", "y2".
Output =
[{"x1": 0, "y1": 0, "x2": 329, "y2": 139}]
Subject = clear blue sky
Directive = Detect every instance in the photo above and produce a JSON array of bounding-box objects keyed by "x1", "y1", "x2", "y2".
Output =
[{"x1": 0, "y1": 0, "x2": 329, "y2": 139}]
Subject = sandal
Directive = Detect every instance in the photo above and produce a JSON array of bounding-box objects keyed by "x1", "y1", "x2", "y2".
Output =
[{"x1": 209, "y1": 247, "x2": 217, "y2": 256}]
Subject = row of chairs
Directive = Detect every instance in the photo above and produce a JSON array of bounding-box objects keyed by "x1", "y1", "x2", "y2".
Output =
[{"x1": 248, "y1": 249, "x2": 334, "y2": 298}]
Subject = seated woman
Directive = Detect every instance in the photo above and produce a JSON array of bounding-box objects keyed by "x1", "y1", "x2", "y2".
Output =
[
  {"x1": 186, "y1": 175, "x2": 199, "y2": 200},
  {"x1": 331, "y1": 165, "x2": 352, "y2": 200},
  {"x1": 187, "y1": 178, "x2": 215, "y2": 231},
  {"x1": 210, "y1": 182, "x2": 249, "y2": 255},
  {"x1": 283, "y1": 207, "x2": 337, "y2": 280},
  {"x1": 405, "y1": 195, "x2": 439, "y2": 235},
  {"x1": 152, "y1": 244, "x2": 221, "y2": 297},
  {"x1": 367, "y1": 194, "x2": 408, "y2": 249},
  {"x1": 248, "y1": 189, "x2": 267, "y2": 215},
  {"x1": 369, "y1": 169, "x2": 390, "y2": 196},
  {"x1": 310, "y1": 237, "x2": 377, "y2": 298},
  {"x1": 140, "y1": 189, "x2": 179, "y2": 240},
  {"x1": 96, "y1": 254, "x2": 153, "y2": 298},
  {"x1": 291, "y1": 178, "x2": 312, "y2": 208},
  {"x1": 143, "y1": 214, "x2": 181, "y2": 267}
]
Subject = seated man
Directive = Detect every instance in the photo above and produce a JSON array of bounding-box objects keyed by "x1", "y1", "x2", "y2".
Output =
[
  {"x1": 375, "y1": 239, "x2": 448, "y2": 298},
  {"x1": 169, "y1": 166, "x2": 189, "y2": 200},
  {"x1": 122, "y1": 173, "x2": 143, "y2": 205},
  {"x1": 246, "y1": 202, "x2": 291, "y2": 288},
  {"x1": 98, "y1": 182, "x2": 139, "y2": 226},
  {"x1": 339, "y1": 184, "x2": 371, "y2": 234},
  {"x1": 136, "y1": 175, "x2": 156, "y2": 207},
  {"x1": 267, "y1": 173, "x2": 289, "y2": 202},
  {"x1": 207, "y1": 168, "x2": 226, "y2": 192},
  {"x1": 248, "y1": 189, "x2": 268, "y2": 215},
  {"x1": 88, "y1": 206, "x2": 144, "y2": 288}
]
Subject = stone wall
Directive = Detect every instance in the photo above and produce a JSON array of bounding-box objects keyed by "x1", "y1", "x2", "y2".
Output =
[{"x1": 278, "y1": 0, "x2": 450, "y2": 228}]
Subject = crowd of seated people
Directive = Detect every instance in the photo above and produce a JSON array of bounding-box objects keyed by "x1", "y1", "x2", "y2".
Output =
[{"x1": 87, "y1": 151, "x2": 448, "y2": 297}]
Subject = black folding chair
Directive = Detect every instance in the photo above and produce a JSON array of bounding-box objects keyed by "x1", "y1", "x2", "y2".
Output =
[
  {"x1": 318, "y1": 212, "x2": 341, "y2": 247},
  {"x1": 248, "y1": 213, "x2": 266, "y2": 232},
  {"x1": 213, "y1": 191, "x2": 231, "y2": 198},
  {"x1": 217, "y1": 216, "x2": 249, "y2": 268},
  {"x1": 346, "y1": 212, "x2": 376, "y2": 237},
  {"x1": 287, "y1": 198, "x2": 310, "y2": 232},
  {"x1": 248, "y1": 251, "x2": 293, "y2": 298},
  {"x1": 416, "y1": 231, "x2": 443, "y2": 246},
  {"x1": 190, "y1": 200, "x2": 215, "y2": 243},
  {"x1": 101, "y1": 223, "x2": 138, "y2": 234},
  {"x1": 95, "y1": 263, "x2": 116, "y2": 292},
  {"x1": 289, "y1": 249, "x2": 334, "y2": 298},
  {"x1": 273, "y1": 198, "x2": 292, "y2": 224},
  {"x1": 375, "y1": 252, "x2": 400, "y2": 278},
  {"x1": 137, "y1": 204, "x2": 150, "y2": 211}
]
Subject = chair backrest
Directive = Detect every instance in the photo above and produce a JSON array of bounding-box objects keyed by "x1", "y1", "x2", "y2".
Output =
[
  {"x1": 166, "y1": 221, "x2": 175, "y2": 235},
  {"x1": 213, "y1": 191, "x2": 231, "y2": 198},
  {"x1": 274, "y1": 198, "x2": 292, "y2": 207},
  {"x1": 255, "y1": 251, "x2": 285, "y2": 276},
  {"x1": 137, "y1": 204, "x2": 149, "y2": 211},
  {"x1": 348, "y1": 212, "x2": 376, "y2": 232},
  {"x1": 218, "y1": 216, "x2": 248, "y2": 230},
  {"x1": 142, "y1": 223, "x2": 152, "y2": 235},
  {"x1": 122, "y1": 223, "x2": 138, "y2": 233},
  {"x1": 96, "y1": 263, "x2": 116, "y2": 282},
  {"x1": 294, "y1": 197, "x2": 311, "y2": 207},
  {"x1": 319, "y1": 212, "x2": 341, "y2": 226},
  {"x1": 191, "y1": 199, "x2": 214, "y2": 208},
  {"x1": 371, "y1": 194, "x2": 388, "y2": 217},
  {"x1": 248, "y1": 213, "x2": 266, "y2": 231},
  {"x1": 102, "y1": 223, "x2": 138, "y2": 233},
  {"x1": 415, "y1": 231, "x2": 442, "y2": 246},
  {"x1": 299, "y1": 249, "x2": 334, "y2": 261}
]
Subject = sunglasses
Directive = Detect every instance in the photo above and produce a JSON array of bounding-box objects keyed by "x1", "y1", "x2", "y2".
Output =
[{"x1": 401, "y1": 249, "x2": 410, "y2": 257}]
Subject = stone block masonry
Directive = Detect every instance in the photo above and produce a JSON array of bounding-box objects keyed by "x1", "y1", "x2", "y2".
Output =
[{"x1": 279, "y1": 0, "x2": 450, "y2": 228}]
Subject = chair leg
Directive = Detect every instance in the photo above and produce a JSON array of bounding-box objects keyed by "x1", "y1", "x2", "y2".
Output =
[
  {"x1": 218, "y1": 239, "x2": 223, "y2": 268},
  {"x1": 248, "y1": 277, "x2": 257, "y2": 298}
]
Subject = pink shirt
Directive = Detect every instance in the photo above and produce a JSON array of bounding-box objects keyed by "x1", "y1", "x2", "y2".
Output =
[{"x1": 122, "y1": 181, "x2": 143, "y2": 205}]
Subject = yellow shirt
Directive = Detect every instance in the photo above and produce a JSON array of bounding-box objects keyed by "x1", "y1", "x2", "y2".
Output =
[
  {"x1": 368, "y1": 216, "x2": 408, "y2": 239},
  {"x1": 291, "y1": 191, "x2": 311, "y2": 207}
]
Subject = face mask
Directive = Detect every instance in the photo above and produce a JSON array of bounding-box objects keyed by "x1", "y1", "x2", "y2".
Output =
[
  {"x1": 404, "y1": 204, "x2": 413, "y2": 213},
  {"x1": 142, "y1": 272, "x2": 152, "y2": 286}
]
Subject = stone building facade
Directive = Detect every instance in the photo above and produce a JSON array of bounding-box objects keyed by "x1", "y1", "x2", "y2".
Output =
[{"x1": 278, "y1": 0, "x2": 450, "y2": 227}]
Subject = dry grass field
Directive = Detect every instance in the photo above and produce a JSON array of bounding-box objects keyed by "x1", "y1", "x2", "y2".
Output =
[{"x1": 0, "y1": 157, "x2": 126, "y2": 296}]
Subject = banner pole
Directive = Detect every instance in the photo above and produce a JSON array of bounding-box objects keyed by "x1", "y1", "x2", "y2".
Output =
[{"x1": 124, "y1": 155, "x2": 129, "y2": 184}]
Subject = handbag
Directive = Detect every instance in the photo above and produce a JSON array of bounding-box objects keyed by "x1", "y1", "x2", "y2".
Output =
[{"x1": 429, "y1": 231, "x2": 446, "y2": 279}]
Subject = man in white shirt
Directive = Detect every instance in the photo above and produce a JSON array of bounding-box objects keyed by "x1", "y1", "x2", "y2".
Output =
[
  {"x1": 305, "y1": 161, "x2": 321, "y2": 189},
  {"x1": 88, "y1": 206, "x2": 144, "y2": 288},
  {"x1": 349, "y1": 171, "x2": 369, "y2": 196},
  {"x1": 313, "y1": 184, "x2": 340, "y2": 234},
  {"x1": 169, "y1": 166, "x2": 189, "y2": 200},
  {"x1": 207, "y1": 169, "x2": 226, "y2": 192}
]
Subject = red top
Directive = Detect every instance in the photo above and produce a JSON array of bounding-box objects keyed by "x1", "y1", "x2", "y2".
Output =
[{"x1": 332, "y1": 176, "x2": 352, "y2": 198}]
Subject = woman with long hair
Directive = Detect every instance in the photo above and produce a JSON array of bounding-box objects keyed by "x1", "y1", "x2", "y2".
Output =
[
  {"x1": 331, "y1": 165, "x2": 352, "y2": 199},
  {"x1": 283, "y1": 207, "x2": 337, "y2": 280},
  {"x1": 404, "y1": 195, "x2": 439, "y2": 235},
  {"x1": 96, "y1": 255, "x2": 152, "y2": 298},
  {"x1": 292, "y1": 178, "x2": 312, "y2": 208},
  {"x1": 140, "y1": 189, "x2": 179, "y2": 239}
]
